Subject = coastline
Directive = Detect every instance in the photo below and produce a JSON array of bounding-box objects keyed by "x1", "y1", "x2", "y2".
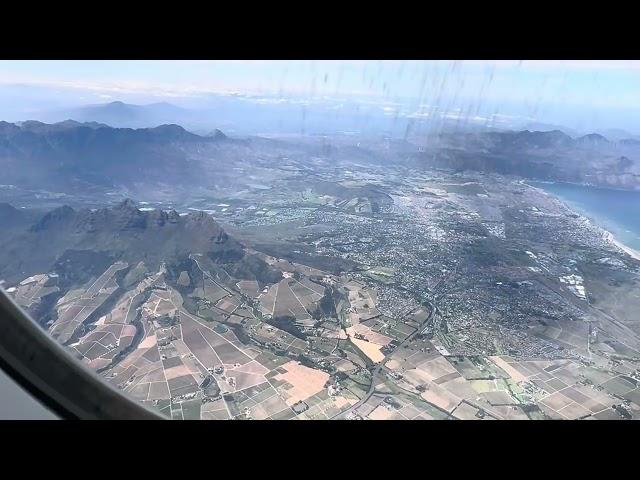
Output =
[
  {"x1": 605, "y1": 230, "x2": 640, "y2": 261},
  {"x1": 524, "y1": 178, "x2": 640, "y2": 194},
  {"x1": 524, "y1": 181, "x2": 640, "y2": 262}
]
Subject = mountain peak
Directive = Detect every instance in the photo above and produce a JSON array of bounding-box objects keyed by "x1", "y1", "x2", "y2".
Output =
[
  {"x1": 145, "y1": 124, "x2": 201, "y2": 142},
  {"x1": 211, "y1": 128, "x2": 228, "y2": 140},
  {"x1": 152, "y1": 123, "x2": 187, "y2": 133},
  {"x1": 47, "y1": 205, "x2": 76, "y2": 218},
  {"x1": 577, "y1": 133, "x2": 609, "y2": 144},
  {"x1": 56, "y1": 119, "x2": 108, "y2": 129},
  {"x1": 115, "y1": 198, "x2": 138, "y2": 211},
  {"x1": 31, "y1": 205, "x2": 76, "y2": 232}
]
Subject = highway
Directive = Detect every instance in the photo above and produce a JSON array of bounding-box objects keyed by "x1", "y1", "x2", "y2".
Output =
[{"x1": 330, "y1": 301, "x2": 434, "y2": 420}]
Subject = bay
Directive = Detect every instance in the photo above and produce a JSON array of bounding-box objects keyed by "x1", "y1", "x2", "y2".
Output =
[{"x1": 530, "y1": 181, "x2": 640, "y2": 252}]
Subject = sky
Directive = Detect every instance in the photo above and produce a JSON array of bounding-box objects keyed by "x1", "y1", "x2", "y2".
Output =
[{"x1": 1, "y1": 60, "x2": 639, "y2": 133}]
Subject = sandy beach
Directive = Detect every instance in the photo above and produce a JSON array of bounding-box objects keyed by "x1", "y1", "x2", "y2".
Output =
[
  {"x1": 525, "y1": 181, "x2": 640, "y2": 262},
  {"x1": 604, "y1": 230, "x2": 640, "y2": 261}
]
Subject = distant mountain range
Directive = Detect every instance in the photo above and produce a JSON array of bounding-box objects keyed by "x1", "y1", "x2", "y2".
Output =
[
  {"x1": 415, "y1": 129, "x2": 640, "y2": 189},
  {"x1": 44, "y1": 101, "x2": 195, "y2": 130},
  {"x1": 41, "y1": 98, "x2": 420, "y2": 137},
  {"x1": 517, "y1": 121, "x2": 581, "y2": 138},
  {"x1": 1, "y1": 120, "x2": 640, "y2": 195},
  {"x1": 0, "y1": 120, "x2": 232, "y2": 191},
  {"x1": 38, "y1": 99, "x2": 514, "y2": 137}
]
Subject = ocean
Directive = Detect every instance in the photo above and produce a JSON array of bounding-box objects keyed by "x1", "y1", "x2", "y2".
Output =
[{"x1": 530, "y1": 181, "x2": 640, "y2": 252}]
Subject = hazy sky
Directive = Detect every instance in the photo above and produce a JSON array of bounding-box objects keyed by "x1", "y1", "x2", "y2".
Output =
[{"x1": 1, "y1": 60, "x2": 639, "y2": 133}]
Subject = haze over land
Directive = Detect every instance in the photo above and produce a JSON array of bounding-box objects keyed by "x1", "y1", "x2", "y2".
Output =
[
  {"x1": 3, "y1": 60, "x2": 640, "y2": 136},
  {"x1": 1, "y1": 119, "x2": 639, "y2": 197},
  {"x1": 2, "y1": 60, "x2": 640, "y2": 420}
]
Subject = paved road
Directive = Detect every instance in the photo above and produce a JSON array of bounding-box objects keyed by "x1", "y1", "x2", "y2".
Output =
[
  {"x1": 190, "y1": 251, "x2": 439, "y2": 419},
  {"x1": 331, "y1": 302, "x2": 434, "y2": 420}
]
